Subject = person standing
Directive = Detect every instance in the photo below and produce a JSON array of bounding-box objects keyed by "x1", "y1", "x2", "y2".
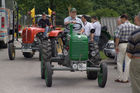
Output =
[
  {"x1": 91, "y1": 16, "x2": 101, "y2": 43},
  {"x1": 115, "y1": 14, "x2": 138, "y2": 83},
  {"x1": 81, "y1": 15, "x2": 95, "y2": 41},
  {"x1": 126, "y1": 13, "x2": 140, "y2": 93},
  {"x1": 114, "y1": 18, "x2": 122, "y2": 67}
]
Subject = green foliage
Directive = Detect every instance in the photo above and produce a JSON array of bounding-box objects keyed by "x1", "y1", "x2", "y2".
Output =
[
  {"x1": 89, "y1": 8, "x2": 119, "y2": 18},
  {"x1": 15, "y1": 0, "x2": 140, "y2": 25}
]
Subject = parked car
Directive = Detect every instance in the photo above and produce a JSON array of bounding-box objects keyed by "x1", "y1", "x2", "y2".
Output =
[{"x1": 104, "y1": 40, "x2": 116, "y2": 58}]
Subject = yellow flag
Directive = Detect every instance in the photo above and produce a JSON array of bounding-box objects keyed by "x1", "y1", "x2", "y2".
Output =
[
  {"x1": 48, "y1": 8, "x2": 52, "y2": 16},
  {"x1": 31, "y1": 8, "x2": 35, "y2": 18},
  {"x1": 30, "y1": 8, "x2": 35, "y2": 25}
]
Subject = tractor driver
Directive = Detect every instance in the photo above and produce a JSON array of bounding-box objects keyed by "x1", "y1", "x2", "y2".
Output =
[
  {"x1": 38, "y1": 13, "x2": 50, "y2": 36},
  {"x1": 64, "y1": 8, "x2": 84, "y2": 34}
]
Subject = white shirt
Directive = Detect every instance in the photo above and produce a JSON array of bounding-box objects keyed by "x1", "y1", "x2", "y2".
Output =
[
  {"x1": 91, "y1": 21, "x2": 101, "y2": 36},
  {"x1": 83, "y1": 21, "x2": 93, "y2": 37}
]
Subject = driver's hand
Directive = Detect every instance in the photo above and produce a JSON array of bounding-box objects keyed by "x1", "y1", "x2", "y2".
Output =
[{"x1": 71, "y1": 21, "x2": 76, "y2": 24}]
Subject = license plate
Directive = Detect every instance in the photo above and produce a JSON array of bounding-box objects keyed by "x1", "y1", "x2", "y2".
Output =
[
  {"x1": 22, "y1": 49, "x2": 32, "y2": 52},
  {"x1": 78, "y1": 63, "x2": 87, "y2": 71}
]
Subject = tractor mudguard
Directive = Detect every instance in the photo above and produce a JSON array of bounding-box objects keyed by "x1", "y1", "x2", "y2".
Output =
[{"x1": 49, "y1": 30, "x2": 63, "y2": 37}]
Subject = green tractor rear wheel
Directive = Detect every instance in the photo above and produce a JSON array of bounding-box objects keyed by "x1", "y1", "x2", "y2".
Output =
[
  {"x1": 87, "y1": 71, "x2": 98, "y2": 80},
  {"x1": 98, "y1": 62, "x2": 108, "y2": 88}
]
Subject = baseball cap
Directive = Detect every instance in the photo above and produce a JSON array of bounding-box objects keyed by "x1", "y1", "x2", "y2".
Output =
[{"x1": 70, "y1": 8, "x2": 77, "y2": 12}]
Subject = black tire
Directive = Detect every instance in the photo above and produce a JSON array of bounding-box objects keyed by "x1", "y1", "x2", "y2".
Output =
[
  {"x1": 87, "y1": 42, "x2": 99, "y2": 80},
  {"x1": 2, "y1": 42, "x2": 7, "y2": 48},
  {"x1": 8, "y1": 43, "x2": 15, "y2": 60},
  {"x1": 45, "y1": 62, "x2": 52, "y2": 87},
  {"x1": 98, "y1": 62, "x2": 108, "y2": 88},
  {"x1": 23, "y1": 52, "x2": 34, "y2": 58},
  {"x1": 87, "y1": 71, "x2": 98, "y2": 80},
  {"x1": 41, "y1": 40, "x2": 52, "y2": 80},
  {"x1": 99, "y1": 33, "x2": 109, "y2": 51},
  {"x1": 39, "y1": 44, "x2": 42, "y2": 61},
  {"x1": 0, "y1": 41, "x2": 7, "y2": 48}
]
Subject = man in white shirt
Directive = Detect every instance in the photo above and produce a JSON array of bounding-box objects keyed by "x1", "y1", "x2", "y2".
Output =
[
  {"x1": 91, "y1": 16, "x2": 101, "y2": 43},
  {"x1": 81, "y1": 15, "x2": 94, "y2": 41}
]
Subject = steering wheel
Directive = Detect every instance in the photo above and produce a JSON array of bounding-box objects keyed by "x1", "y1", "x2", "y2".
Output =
[{"x1": 65, "y1": 23, "x2": 82, "y2": 31}]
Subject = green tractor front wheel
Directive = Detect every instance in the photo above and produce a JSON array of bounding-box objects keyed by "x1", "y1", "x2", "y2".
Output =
[
  {"x1": 98, "y1": 62, "x2": 108, "y2": 88},
  {"x1": 45, "y1": 62, "x2": 52, "y2": 87}
]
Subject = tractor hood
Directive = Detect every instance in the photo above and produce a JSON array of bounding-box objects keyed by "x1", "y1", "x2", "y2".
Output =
[{"x1": 69, "y1": 34, "x2": 88, "y2": 61}]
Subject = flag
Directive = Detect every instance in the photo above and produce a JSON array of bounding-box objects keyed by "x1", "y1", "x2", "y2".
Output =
[
  {"x1": 31, "y1": 8, "x2": 35, "y2": 25},
  {"x1": 48, "y1": 8, "x2": 52, "y2": 16}
]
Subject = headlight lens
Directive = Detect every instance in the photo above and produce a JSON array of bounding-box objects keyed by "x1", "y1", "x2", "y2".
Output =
[
  {"x1": 107, "y1": 43, "x2": 114, "y2": 49},
  {"x1": 91, "y1": 51, "x2": 96, "y2": 57}
]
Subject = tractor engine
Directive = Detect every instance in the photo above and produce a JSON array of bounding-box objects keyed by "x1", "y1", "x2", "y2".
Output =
[
  {"x1": 69, "y1": 34, "x2": 88, "y2": 61},
  {"x1": 22, "y1": 27, "x2": 45, "y2": 50}
]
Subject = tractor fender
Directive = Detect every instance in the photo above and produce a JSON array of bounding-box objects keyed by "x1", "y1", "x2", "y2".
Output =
[{"x1": 49, "y1": 30, "x2": 63, "y2": 37}]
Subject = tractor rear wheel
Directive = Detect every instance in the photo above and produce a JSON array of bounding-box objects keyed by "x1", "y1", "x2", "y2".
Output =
[
  {"x1": 98, "y1": 62, "x2": 108, "y2": 88},
  {"x1": 23, "y1": 52, "x2": 34, "y2": 58},
  {"x1": 87, "y1": 42, "x2": 100, "y2": 80},
  {"x1": 41, "y1": 40, "x2": 52, "y2": 79},
  {"x1": 8, "y1": 43, "x2": 15, "y2": 60},
  {"x1": 87, "y1": 71, "x2": 98, "y2": 80}
]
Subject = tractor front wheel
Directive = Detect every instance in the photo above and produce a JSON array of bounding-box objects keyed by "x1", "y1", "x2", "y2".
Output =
[
  {"x1": 45, "y1": 62, "x2": 52, "y2": 87},
  {"x1": 8, "y1": 43, "x2": 15, "y2": 60},
  {"x1": 98, "y1": 62, "x2": 108, "y2": 88},
  {"x1": 23, "y1": 52, "x2": 34, "y2": 58}
]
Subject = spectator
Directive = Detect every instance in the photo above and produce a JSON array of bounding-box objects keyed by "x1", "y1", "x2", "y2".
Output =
[
  {"x1": 115, "y1": 14, "x2": 138, "y2": 83},
  {"x1": 91, "y1": 16, "x2": 101, "y2": 43},
  {"x1": 81, "y1": 15, "x2": 95, "y2": 41},
  {"x1": 126, "y1": 13, "x2": 140, "y2": 93},
  {"x1": 114, "y1": 18, "x2": 122, "y2": 67}
]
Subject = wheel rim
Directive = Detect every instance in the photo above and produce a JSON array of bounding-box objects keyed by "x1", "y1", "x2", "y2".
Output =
[
  {"x1": 12, "y1": 51, "x2": 15, "y2": 57},
  {"x1": 56, "y1": 38, "x2": 63, "y2": 54}
]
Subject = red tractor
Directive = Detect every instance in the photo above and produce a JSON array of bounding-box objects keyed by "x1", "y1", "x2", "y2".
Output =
[
  {"x1": 8, "y1": 25, "x2": 46, "y2": 60},
  {"x1": 8, "y1": 6, "x2": 56, "y2": 60}
]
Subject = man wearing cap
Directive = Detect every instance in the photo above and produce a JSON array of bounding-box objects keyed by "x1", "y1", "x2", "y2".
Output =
[
  {"x1": 38, "y1": 13, "x2": 50, "y2": 36},
  {"x1": 64, "y1": 8, "x2": 84, "y2": 34},
  {"x1": 126, "y1": 13, "x2": 140, "y2": 93}
]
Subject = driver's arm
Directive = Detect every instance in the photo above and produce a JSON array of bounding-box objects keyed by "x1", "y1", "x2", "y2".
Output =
[
  {"x1": 64, "y1": 17, "x2": 71, "y2": 25},
  {"x1": 79, "y1": 19, "x2": 85, "y2": 34}
]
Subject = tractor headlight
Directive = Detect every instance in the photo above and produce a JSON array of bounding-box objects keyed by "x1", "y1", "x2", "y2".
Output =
[
  {"x1": 91, "y1": 51, "x2": 96, "y2": 57},
  {"x1": 107, "y1": 43, "x2": 114, "y2": 49}
]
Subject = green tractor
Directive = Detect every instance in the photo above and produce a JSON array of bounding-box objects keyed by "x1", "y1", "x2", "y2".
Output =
[{"x1": 41, "y1": 23, "x2": 108, "y2": 88}]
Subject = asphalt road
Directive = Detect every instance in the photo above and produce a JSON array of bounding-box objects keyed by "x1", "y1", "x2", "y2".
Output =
[{"x1": 0, "y1": 47, "x2": 132, "y2": 93}]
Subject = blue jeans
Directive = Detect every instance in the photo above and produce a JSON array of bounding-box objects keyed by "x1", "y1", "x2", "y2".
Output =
[
  {"x1": 44, "y1": 27, "x2": 49, "y2": 36},
  {"x1": 94, "y1": 36, "x2": 100, "y2": 43}
]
